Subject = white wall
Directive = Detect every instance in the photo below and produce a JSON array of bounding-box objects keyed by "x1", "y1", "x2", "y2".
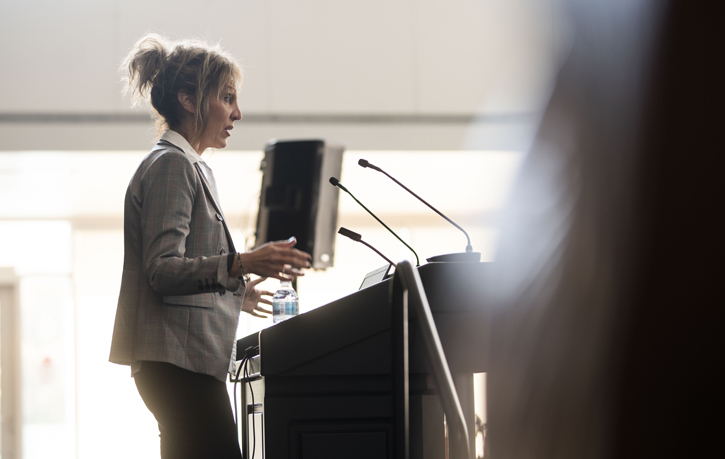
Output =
[{"x1": 0, "y1": 0, "x2": 566, "y2": 150}]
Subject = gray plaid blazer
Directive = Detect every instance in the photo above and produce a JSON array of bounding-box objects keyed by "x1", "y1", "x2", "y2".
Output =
[{"x1": 109, "y1": 131, "x2": 245, "y2": 382}]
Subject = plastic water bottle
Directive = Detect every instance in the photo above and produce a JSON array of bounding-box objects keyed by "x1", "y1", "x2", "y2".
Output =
[{"x1": 272, "y1": 280, "x2": 299, "y2": 323}]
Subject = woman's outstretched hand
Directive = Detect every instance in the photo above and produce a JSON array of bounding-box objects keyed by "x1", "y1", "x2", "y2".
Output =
[
  {"x1": 239, "y1": 237, "x2": 312, "y2": 281},
  {"x1": 241, "y1": 277, "x2": 274, "y2": 318}
]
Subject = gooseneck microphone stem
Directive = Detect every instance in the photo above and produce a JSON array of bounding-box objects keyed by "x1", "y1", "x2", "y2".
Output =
[
  {"x1": 358, "y1": 159, "x2": 473, "y2": 252},
  {"x1": 338, "y1": 227, "x2": 397, "y2": 267},
  {"x1": 330, "y1": 178, "x2": 420, "y2": 266},
  {"x1": 361, "y1": 241, "x2": 396, "y2": 267}
]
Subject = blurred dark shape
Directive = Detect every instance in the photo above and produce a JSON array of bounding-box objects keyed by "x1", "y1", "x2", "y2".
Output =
[
  {"x1": 486, "y1": 1, "x2": 719, "y2": 459},
  {"x1": 255, "y1": 139, "x2": 344, "y2": 269}
]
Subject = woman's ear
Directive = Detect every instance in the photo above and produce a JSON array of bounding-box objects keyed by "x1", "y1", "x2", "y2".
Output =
[{"x1": 177, "y1": 90, "x2": 196, "y2": 114}]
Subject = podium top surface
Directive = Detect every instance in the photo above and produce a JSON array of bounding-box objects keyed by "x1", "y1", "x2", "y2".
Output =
[{"x1": 238, "y1": 262, "x2": 493, "y2": 377}]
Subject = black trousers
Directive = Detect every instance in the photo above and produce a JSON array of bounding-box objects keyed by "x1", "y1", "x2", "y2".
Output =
[{"x1": 134, "y1": 361, "x2": 243, "y2": 459}]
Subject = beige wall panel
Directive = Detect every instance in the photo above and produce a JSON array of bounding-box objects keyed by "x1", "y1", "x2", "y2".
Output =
[
  {"x1": 0, "y1": 0, "x2": 118, "y2": 112},
  {"x1": 415, "y1": 0, "x2": 490, "y2": 113},
  {"x1": 265, "y1": 0, "x2": 418, "y2": 113},
  {"x1": 418, "y1": 0, "x2": 560, "y2": 115}
]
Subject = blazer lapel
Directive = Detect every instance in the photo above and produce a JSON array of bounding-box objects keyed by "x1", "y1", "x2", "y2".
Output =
[
  {"x1": 157, "y1": 139, "x2": 238, "y2": 254},
  {"x1": 194, "y1": 162, "x2": 237, "y2": 254}
]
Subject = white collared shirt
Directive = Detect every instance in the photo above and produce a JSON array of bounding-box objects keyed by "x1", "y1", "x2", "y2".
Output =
[
  {"x1": 159, "y1": 130, "x2": 221, "y2": 203},
  {"x1": 159, "y1": 129, "x2": 203, "y2": 163}
]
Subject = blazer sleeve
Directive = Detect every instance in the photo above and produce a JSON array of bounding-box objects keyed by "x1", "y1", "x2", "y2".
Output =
[{"x1": 138, "y1": 150, "x2": 232, "y2": 297}]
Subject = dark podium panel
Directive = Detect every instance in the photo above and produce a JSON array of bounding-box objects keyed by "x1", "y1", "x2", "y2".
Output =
[{"x1": 235, "y1": 262, "x2": 491, "y2": 459}]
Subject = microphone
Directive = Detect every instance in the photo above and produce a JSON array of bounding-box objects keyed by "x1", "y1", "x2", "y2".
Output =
[
  {"x1": 338, "y1": 227, "x2": 397, "y2": 267},
  {"x1": 358, "y1": 158, "x2": 474, "y2": 253},
  {"x1": 329, "y1": 177, "x2": 420, "y2": 266}
]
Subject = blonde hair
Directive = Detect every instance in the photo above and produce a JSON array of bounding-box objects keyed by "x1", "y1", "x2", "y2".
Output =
[{"x1": 122, "y1": 34, "x2": 243, "y2": 146}]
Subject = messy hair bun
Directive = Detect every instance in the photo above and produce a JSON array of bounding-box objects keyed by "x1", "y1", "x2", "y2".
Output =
[{"x1": 122, "y1": 33, "x2": 242, "y2": 145}]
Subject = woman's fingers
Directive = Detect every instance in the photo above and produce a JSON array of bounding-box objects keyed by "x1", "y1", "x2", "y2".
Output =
[
  {"x1": 241, "y1": 276, "x2": 275, "y2": 317},
  {"x1": 256, "y1": 305, "x2": 272, "y2": 314},
  {"x1": 271, "y1": 247, "x2": 311, "y2": 269},
  {"x1": 243, "y1": 239, "x2": 312, "y2": 278},
  {"x1": 268, "y1": 238, "x2": 312, "y2": 267},
  {"x1": 258, "y1": 295, "x2": 274, "y2": 306}
]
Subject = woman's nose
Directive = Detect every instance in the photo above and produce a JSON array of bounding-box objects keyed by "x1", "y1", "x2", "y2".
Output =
[{"x1": 232, "y1": 102, "x2": 242, "y2": 121}]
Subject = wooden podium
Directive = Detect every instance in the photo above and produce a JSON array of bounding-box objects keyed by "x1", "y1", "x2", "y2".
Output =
[{"x1": 234, "y1": 262, "x2": 490, "y2": 459}]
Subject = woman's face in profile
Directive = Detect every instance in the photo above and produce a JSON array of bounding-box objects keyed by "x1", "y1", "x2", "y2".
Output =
[{"x1": 199, "y1": 80, "x2": 242, "y2": 152}]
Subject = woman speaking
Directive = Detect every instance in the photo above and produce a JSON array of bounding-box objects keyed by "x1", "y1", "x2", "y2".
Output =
[{"x1": 109, "y1": 34, "x2": 311, "y2": 459}]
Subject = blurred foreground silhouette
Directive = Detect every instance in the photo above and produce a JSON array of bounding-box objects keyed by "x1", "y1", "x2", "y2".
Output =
[{"x1": 486, "y1": 1, "x2": 719, "y2": 458}]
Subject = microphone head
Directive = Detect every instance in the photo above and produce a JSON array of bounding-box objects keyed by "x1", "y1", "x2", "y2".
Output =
[
  {"x1": 338, "y1": 227, "x2": 362, "y2": 242},
  {"x1": 358, "y1": 159, "x2": 381, "y2": 171},
  {"x1": 329, "y1": 177, "x2": 340, "y2": 186}
]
